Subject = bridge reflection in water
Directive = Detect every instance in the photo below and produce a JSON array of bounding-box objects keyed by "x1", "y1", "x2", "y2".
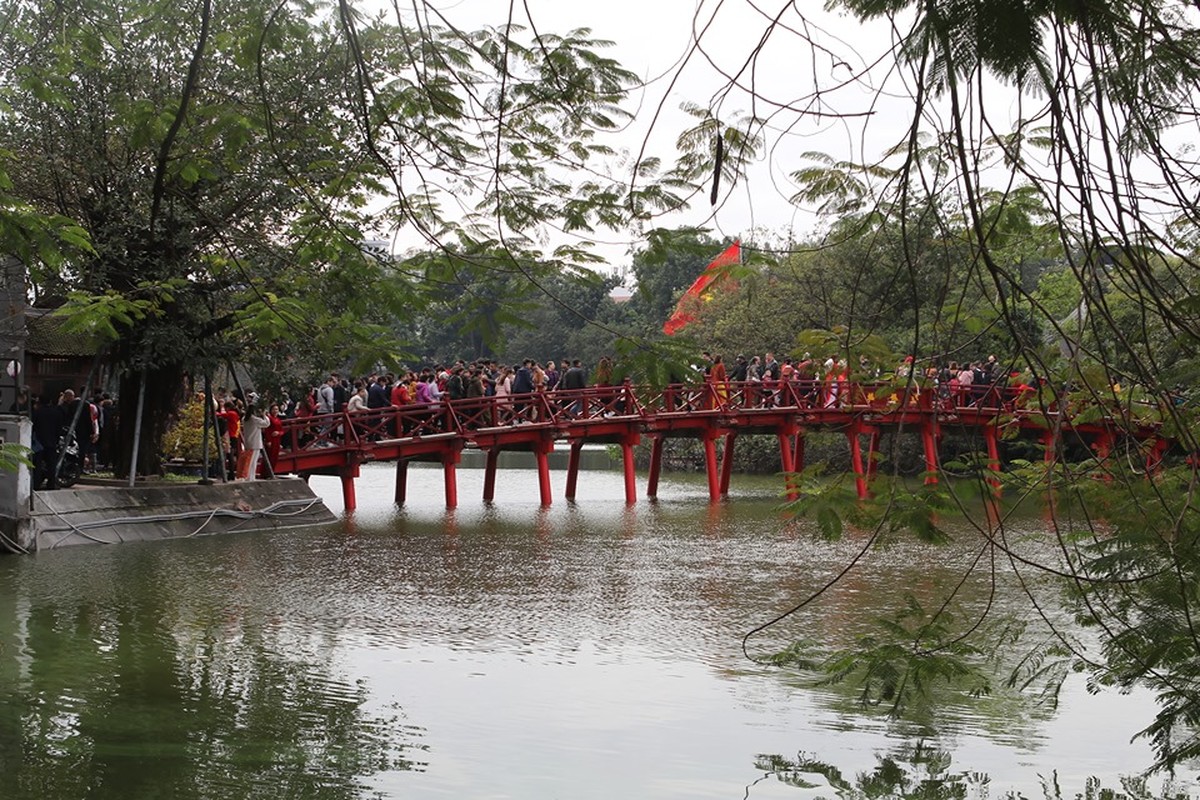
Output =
[{"x1": 268, "y1": 380, "x2": 1168, "y2": 511}]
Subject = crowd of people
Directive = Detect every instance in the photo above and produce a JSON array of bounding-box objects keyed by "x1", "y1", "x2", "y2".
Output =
[
  {"x1": 10, "y1": 349, "x2": 1029, "y2": 490},
  {"x1": 8, "y1": 387, "x2": 114, "y2": 490},
  {"x1": 699, "y1": 350, "x2": 1025, "y2": 409}
]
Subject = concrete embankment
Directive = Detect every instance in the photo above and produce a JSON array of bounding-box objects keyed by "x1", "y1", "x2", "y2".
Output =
[{"x1": 12, "y1": 478, "x2": 336, "y2": 553}]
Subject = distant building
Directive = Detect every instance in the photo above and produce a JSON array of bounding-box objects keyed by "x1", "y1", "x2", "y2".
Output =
[
  {"x1": 608, "y1": 285, "x2": 633, "y2": 304},
  {"x1": 0, "y1": 257, "x2": 103, "y2": 408}
]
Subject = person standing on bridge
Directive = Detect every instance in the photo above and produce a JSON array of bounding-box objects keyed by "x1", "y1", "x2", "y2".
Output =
[
  {"x1": 512, "y1": 360, "x2": 534, "y2": 422},
  {"x1": 237, "y1": 405, "x2": 269, "y2": 480},
  {"x1": 559, "y1": 359, "x2": 585, "y2": 417},
  {"x1": 708, "y1": 354, "x2": 728, "y2": 408},
  {"x1": 262, "y1": 403, "x2": 284, "y2": 476}
]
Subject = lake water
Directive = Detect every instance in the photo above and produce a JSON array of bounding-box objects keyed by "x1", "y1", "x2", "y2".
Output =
[{"x1": 1, "y1": 460, "x2": 1197, "y2": 798}]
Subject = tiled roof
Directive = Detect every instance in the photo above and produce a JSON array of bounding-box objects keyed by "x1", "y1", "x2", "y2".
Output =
[{"x1": 25, "y1": 310, "x2": 100, "y2": 357}]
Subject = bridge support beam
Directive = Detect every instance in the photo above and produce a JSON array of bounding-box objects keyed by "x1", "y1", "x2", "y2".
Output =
[
  {"x1": 535, "y1": 440, "x2": 553, "y2": 506},
  {"x1": 340, "y1": 464, "x2": 359, "y2": 512},
  {"x1": 621, "y1": 434, "x2": 638, "y2": 505},
  {"x1": 1147, "y1": 438, "x2": 1169, "y2": 477},
  {"x1": 720, "y1": 433, "x2": 737, "y2": 497},
  {"x1": 866, "y1": 428, "x2": 881, "y2": 482},
  {"x1": 565, "y1": 441, "x2": 583, "y2": 501},
  {"x1": 793, "y1": 432, "x2": 805, "y2": 474},
  {"x1": 1092, "y1": 431, "x2": 1114, "y2": 483},
  {"x1": 984, "y1": 425, "x2": 1002, "y2": 496},
  {"x1": 443, "y1": 451, "x2": 459, "y2": 509},
  {"x1": 922, "y1": 423, "x2": 940, "y2": 485},
  {"x1": 703, "y1": 434, "x2": 720, "y2": 503},
  {"x1": 1042, "y1": 430, "x2": 1057, "y2": 466},
  {"x1": 777, "y1": 431, "x2": 798, "y2": 501},
  {"x1": 483, "y1": 448, "x2": 499, "y2": 502},
  {"x1": 847, "y1": 424, "x2": 868, "y2": 499},
  {"x1": 394, "y1": 460, "x2": 408, "y2": 505},
  {"x1": 647, "y1": 436, "x2": 664, "y2": 499}
]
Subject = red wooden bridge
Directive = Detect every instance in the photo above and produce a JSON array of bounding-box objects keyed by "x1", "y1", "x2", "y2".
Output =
[{"x1": 267, "y1": 381, "x2": 1168, "y2": 511}]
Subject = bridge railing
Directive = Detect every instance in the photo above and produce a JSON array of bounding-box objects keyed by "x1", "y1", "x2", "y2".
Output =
[{"x1": 271, "y1": 380, "x2": 1154, "y2": 463}]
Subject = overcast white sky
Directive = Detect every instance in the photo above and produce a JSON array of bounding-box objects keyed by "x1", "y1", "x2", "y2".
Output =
[{"x1": 413, "y1": 0, "x2": 918, "y2": 268}]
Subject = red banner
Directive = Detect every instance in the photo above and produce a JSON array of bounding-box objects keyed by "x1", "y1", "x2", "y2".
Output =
[{"x1": 662, "y1": 241, "x2": 741, "y2": 336}]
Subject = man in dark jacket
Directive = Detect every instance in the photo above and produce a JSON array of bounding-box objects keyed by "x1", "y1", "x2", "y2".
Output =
[
  {"x1": 367, "y1": 375, "x2": 390, "y2": 409},
  {"x1": 31, "y1": 392, "x2": 64, "y2": 489}
]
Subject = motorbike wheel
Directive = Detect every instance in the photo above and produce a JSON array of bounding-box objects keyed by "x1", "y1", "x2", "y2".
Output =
[{"x1": 57, "y1": 457, "x2": 81, "y2": 488}]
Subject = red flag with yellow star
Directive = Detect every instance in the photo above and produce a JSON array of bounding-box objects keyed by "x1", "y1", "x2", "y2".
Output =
[{"x1": 662, "y1": 241, "x2": 741, "y2": 336}]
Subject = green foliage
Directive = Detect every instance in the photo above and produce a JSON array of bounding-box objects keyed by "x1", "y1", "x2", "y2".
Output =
[
  {"x1": 0, "y1": 442, "x2": 32, "y2": 472},
  {"x1": 786, "y1": 596, "x2": 999, "y2": 714},
  {"x1": 162, "y1": 396, "x2": 219, "y2": 463}
]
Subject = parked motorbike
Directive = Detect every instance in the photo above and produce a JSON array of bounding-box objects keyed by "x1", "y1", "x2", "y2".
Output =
[{"x1": 56, "y1": 435, "x2": 82, "y2": 488}]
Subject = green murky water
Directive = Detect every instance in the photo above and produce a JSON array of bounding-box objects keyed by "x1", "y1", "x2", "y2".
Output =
[{"x1": 0, "y1": 461, "x2": 1195, "y2": 798}]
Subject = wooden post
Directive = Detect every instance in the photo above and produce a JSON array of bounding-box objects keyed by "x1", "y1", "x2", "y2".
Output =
[
  {"x1": 483, "y1": 448, "x2": 499, "y2": 502},
  {"x1": 621, "y1": 438, "x2": 637, "y2": 505},
  {"x1": 793, "y1": 431, "x2": 806, "y2": 473},
  {"x1": 536, "y1": 445, "x2": 552, "y2": 506},
  {"x1": 778, "y1": 431, "x2": 797, "y2": 501},
  {"x1": 984, "y1": 424, "x2": 1002, "y2": 496},
  {"x1": 704, "y1": 434, "x2": 720, "y2": 503},
  {"x1": 565, "y1": 441, "x2": 582, "y2": 500},
  {"x1": 394, "y1": 459, "x2": 408, "y2": 505},
  {"x1": 340, "y1": 466, "x2": 357, "y2": 512},
  {"x1": 847, "y1": 424, "x2": 868, "y2": 499},
  {"x1": 443, "y1": 452, "x2": 459, "y2": 509},
  {"x1": 719, "y1": 432, "x2": 737, "y2": 496},
  {"x1": 921, "y1": 422, "x2": 939, "y2": 485},
  {"x1": 866, "y1": 428, "x2": 881, "y2": 481},
  {"x1": 647, "y1": 436, "x2": 664, "y2": 499},
  {"x1": 1092, "y1": 431, "x2": 1113, "y2": 483}
]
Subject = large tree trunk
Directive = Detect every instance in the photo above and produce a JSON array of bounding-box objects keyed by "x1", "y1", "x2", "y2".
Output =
[{"x1": 114, "y1": 364, "x2": 186, "y2": 479}]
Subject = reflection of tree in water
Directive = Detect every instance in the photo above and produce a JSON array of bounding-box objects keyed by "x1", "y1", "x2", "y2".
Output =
[
  {"x1": 748, "y1": 743, "x2": 1191, "y2": 799},
  {"x1": 0, "y1": 569, "x2": 425, "y2": 800}
]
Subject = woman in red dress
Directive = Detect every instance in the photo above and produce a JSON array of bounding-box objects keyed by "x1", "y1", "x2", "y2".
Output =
[{"x1": 262, "y1": 402, "x2": 285, "y2": 477}]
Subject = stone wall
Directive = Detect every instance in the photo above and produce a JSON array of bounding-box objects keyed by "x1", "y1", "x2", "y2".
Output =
[{"x1": 19, "y1": 477, "x2": 336, "y2": 552}]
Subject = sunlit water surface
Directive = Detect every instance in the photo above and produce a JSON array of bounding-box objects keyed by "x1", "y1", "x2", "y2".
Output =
[{"x1": 1, "y1": 460, "x2": 1197, "y2": 799}]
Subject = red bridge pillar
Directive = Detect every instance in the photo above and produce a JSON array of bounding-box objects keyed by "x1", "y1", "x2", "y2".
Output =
[
  {"x1": 984, "y1": 424, "x2": 1002, "y2": 496},
  {"x1": 534, "y1": 438, "x2": 554, "y2": 506},
  {"x1": 719, "y1": 433, "x2": 737, "y2": 497},
  {"x1": 443, "y1": 449, "x2": 460, "y2": 509},
  {"x1": 394, "y1": 460, "x2": 408, "y2": 505},
  {"x1": 847, "y1": 423, "x2": 868, "y2": 499},
  {"x1": 483, "y1": 448, "x2": 500, "y2": 502},
  {"x1": 565, "y1": 441, "x2": 583, "y2": 501},
  {"x1": 703, "y1": 433, "x2": 720, "y2": 503},
  {"x1": 922, "y1": 422, "x2": 940, "y2": 485},
  {"x1": 621, "y1": 432, "x2": 639, "y2": 505},
  {"x1": 646, "y1": 436, "x2": 664, "y2": 499},
  {"x1": 340, "y1": 463, "x2": 360, "y2": 512}
]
